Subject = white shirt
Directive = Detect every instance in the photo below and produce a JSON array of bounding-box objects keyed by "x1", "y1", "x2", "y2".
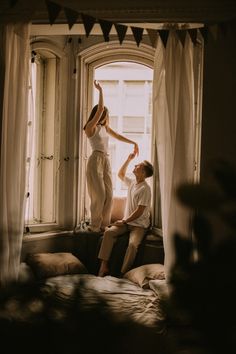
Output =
[
  {"x1": 123, "y1": 176, "x2": 151, "y2": 228},
  {"x1": 88, "y1": 125, "x2": 109, "y2": 153}
]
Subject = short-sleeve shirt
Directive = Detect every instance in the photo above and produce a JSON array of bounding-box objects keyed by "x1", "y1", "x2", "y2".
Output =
[{"x1": 123, "y1": 176, "x2": 151, "y2": 228}]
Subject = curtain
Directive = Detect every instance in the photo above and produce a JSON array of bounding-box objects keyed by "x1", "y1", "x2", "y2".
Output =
[
  {"x1": 0, "y1": 23, "x2": 30, "y2": 285},
  {"x1": 152, "y1": 31, "x2": 203, "y2": 277}
]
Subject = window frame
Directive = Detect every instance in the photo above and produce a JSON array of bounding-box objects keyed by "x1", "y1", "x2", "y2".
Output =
[
  {"x1": 25, "y1": 40, "x2": 70, "y2": 234},
  {"x1": 76, "y1": 40, "x2": 163, "y2": 232},
  {"x1": 25, "y1": 37, "x2": 202, "y2": 238}
]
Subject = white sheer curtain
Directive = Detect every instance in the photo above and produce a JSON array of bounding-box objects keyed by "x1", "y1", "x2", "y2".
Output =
[
  {"x1": 153, "y1": 31, "x2": 203, "y2": 277},
  {"x1": 0, "y1": 23, "x2": 30, "y2": 285}
]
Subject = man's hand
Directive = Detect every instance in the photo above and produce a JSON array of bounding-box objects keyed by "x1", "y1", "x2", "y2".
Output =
[{"x1": 118, "y1": 152, "x2": 136, "y2": 181}]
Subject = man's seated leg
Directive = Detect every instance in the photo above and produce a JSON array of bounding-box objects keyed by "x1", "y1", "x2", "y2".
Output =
[
  {"x1": 121, "y1": 226, "x2": 146, "y2": 275},
  {"x1": 98, "y1": 224, "x2": 127, "y2": 277}
]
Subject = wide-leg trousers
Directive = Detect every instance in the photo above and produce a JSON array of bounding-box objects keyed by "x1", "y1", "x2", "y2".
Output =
[{"x1": 86, "y1": 151, "x2": 113, "y2": 231}]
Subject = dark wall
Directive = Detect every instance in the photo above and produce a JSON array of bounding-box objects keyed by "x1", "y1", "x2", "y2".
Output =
[{"x1": 201, "y1": 21, "x2": 236, "y2": 184}]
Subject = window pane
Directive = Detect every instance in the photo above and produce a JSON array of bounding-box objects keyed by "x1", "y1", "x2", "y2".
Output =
[
  {"x1": 123, "y1": 116, "x2": 145, "y2": 133},
  {"x1": 94, "y1": 63, "x2": 153, "y2": 199},
  {"x1": 94, "y1": 80, "x2": 119, "y2": 114},
  {"x1": 25, "y1": 51, "x2": 59, "y2": 226},
  {"x1": 123, "y1": 81, "x2": 145, "y2": 116},
  {"x1": 109, "y1": 115, "x2": 118, "y2": 131}
]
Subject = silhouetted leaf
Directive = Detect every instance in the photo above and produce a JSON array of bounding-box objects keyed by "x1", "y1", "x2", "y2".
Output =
[
  {"x1": 211, "y1": 159, "x2": 236, "y2": 198},
  {"x1": 177, "y1": 183, "x2": 224, "y2": 210},
  {"x1": 193, "y1": 213, "x2": 212, "y2": 258}
]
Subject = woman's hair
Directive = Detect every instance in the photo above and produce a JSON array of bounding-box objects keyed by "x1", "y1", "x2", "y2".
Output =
[{"x1": 83, "y1": 105, "x2": 108, "y2": 130}]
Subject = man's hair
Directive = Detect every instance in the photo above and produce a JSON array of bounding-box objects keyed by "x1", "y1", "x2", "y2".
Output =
[{"x1": 143, "y1": 160, "x2": 154, "y2": 178}]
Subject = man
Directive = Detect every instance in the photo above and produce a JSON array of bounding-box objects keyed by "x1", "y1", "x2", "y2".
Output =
[{"x1": 98, "y1": 152, "x2": 153, "y2": 277}]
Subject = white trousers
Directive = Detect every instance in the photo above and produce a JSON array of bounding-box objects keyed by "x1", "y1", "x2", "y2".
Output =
[
  {"x1": 86, "y1": 151, "x2": 113, "y2": 230},
  {"x1": 98, "y1": 224, "x2": 146, "y2": 274}
]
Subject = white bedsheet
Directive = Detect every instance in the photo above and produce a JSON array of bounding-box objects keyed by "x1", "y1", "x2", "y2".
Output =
[{"x1": 45, "y1": 274, "x2": 166, "y2": 332}]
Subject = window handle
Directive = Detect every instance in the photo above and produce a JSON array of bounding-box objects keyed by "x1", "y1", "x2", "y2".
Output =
[{"x1": 41, "y1": 154, "x2": 54, "y2": 160}]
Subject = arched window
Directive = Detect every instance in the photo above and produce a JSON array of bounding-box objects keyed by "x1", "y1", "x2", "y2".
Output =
[{"x1": 77, "y1": 41, "x2": 162, "y2": 232}]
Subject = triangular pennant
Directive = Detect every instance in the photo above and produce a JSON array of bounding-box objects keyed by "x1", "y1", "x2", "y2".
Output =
[
  {"x1": 208, "y1": 24, "x2": 218, "y2": 41},
  {"x1": 114, "y1": 23, "x2": 128, "y2": 45},
  {"x1": 9, "y1": 0, "x2": 18, "y2": 7},
  {"x1": 188, "y1": 29, "x2": 197, "y2": 45},
  {"x1": 158, "y1": 30, "x2": 169, "y2": 47},
  {"x1": 218, "y1": 21, "x2": 228, "y2": 37},
  {"x1": 146, "y1": 28, "x2": 158, "y2": 48},
  {"x1": 176, "y1": 29, "x2": 186, "y2": 47},
  {"x1": 199, "y1": 26, "x2": 209, "y2": 43},
  {"x1": 99, "y1": 19, "x2": 113, "y2": 42},
  {"x1": 81, "y1": 13, "x2": 96, "y2": 37},
  {"x1": 131, "y1": 26, "x2": 143, "y2": 47},
  {"x1": 45, "y1": 0, "x2": 62, "y2": 25},
  {"x1": 64, "y1": 7, "x2": 79, "y2": 30}
]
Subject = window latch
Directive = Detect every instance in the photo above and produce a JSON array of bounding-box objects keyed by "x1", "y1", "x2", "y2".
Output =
[{"x1": 41, "y1": 154, "x2": 54, "y2": 160}]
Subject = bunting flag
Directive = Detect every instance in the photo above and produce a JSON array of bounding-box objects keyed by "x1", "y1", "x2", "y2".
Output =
[
  {"x1": 99, "y1": 19, "x2": 113, "y2": 42},
  {"x1": 45, "y1": 0, "x2": 62, "y2": 25},
  {"x1": 176, "y1": 29, "x2": 186, "y2": 47},
  {"x1": 188, "y1": 28, "x2": 198, "y2": 45},
  {"x1": 146, "y1": 28, "x2": 158, "y2": 48},
  {"x1": 81, "y1": 13, "x2": 96, "y2": 37},
  {"x1": 131, "y1": 26, "x2": 144, "y2": 47},
  {"x1": 114, "y1": 23, "x2": 128, "y2": 45},
  {"x1": 158, "y1": 30, "x2": 169, "y2": 47},
  {"x1": 41, "y1": 0, "x2": 235, "y2": 48},
  {"x1": 64, "y1": 7, "x2": 79, "y2": 30}
]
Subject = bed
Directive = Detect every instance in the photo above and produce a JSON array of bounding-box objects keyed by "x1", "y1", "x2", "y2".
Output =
[
  {"x1": 0, "y1": 253, "x2": 169, "y2": 354},
  {"x1": 43, "y1": 273, "x2": 166, "y2": 332}
]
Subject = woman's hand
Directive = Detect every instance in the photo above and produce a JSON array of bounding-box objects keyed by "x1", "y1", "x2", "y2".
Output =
[
  {"x1": 127, "y1": 152, "x2": 136, "y2": 161},
  {"x1": 133, "y1": 142, "x2": 139, "y2": 156},
  {"x1": 94, "y1": 80, "x2": 102, "y2": 91}
]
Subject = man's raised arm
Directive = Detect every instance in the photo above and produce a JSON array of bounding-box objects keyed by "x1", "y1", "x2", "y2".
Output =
[{"x1": 118, "y1": 152, "x2": 136, "y2": 181}]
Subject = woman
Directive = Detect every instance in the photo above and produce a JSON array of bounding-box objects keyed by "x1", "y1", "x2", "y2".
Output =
[{"x1": 84, "y1": 80, "x2": 139, "y2": 232}]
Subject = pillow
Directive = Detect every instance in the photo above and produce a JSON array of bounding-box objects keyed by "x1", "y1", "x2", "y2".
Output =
[
  {"x1": 123, "y1": 263, "x2": 165, "y2": 289},
  {"x1": 26, "y1": 252, "x2": 88, "y2": 279},
  {"x1": 111, "y1": 196, "x2": 126, "y2": 222},
  {"x1": 149, "y1": 279, "x2": 169, "y2": 301}
]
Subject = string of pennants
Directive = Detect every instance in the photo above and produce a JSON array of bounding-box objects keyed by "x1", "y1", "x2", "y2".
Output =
[{"x1": 9, "y1": 0, "x2": 236, "y2": 48}]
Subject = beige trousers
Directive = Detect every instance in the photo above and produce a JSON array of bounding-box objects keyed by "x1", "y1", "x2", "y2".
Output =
[
  {"x1": 86, "y1": 151, "x2": 113, "y2": 230},
  {"x1": 98, "y1": 224, "x2": 146, "y2": 274}
]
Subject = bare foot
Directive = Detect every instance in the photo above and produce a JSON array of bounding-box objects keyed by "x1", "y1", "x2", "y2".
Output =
[
  {"x1": 98, "y1": 261, "x2": 109, "y2": 277},
  {"x1": 98, "y1": 270, "x2": 109, "y2": 277}
]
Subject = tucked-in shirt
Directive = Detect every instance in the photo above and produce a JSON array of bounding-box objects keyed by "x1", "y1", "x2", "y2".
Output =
[
  {"x1": 123, "y1": 176, "x2": 151, "y2": 228},
  {"x1": 88, "y1": 125, "x2": 109, "y2": 153}
]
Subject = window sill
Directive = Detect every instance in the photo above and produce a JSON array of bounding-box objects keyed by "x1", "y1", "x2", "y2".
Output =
[{"x1": 23, "y1": 230, "x2": 74, "y2": 241}]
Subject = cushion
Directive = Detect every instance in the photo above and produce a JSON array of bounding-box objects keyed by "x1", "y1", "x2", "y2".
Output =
[
  {"x1": 149, "y1": 279, "x2": 170, "y2": 301},
  {"x1": 123, "y1": 263, "x2": 165, "y2": 289},
  {"x1": 111, "y1": 196, "x2": 126, "y2": 222},
  {"x1": 26, "y1": 252, "x2": 88, "y2": 279}
]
